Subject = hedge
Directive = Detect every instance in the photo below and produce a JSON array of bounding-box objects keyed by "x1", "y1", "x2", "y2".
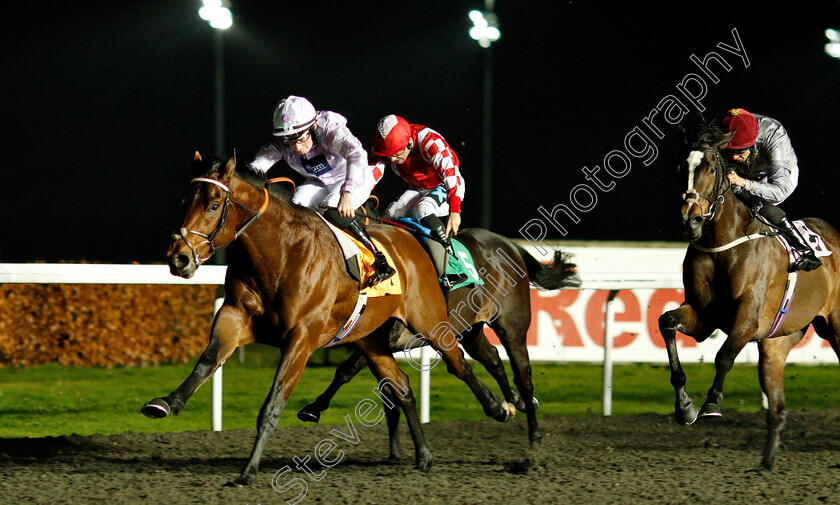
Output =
[{"x1": 0, "y1": 283, "x2": 218, "y2": 367}]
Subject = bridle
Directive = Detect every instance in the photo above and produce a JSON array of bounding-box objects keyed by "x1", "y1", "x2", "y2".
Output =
[
  {"x1": 682, "y1": 145, "x2": 732, "y2": 222},
  {"x1": 172, "y1": 177, "x2": 269, "y2": 267},
  {"x1": 683, "y1": 145, "x2": 778, "y2": 253}
]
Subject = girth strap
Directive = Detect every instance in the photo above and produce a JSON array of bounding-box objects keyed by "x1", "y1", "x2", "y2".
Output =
[
  {"x1": 322, "y1": 293, "x2": 368, "y2": 348},
  {"x1": 764, "y1": 271, "x2": 798, "y2": 339}
]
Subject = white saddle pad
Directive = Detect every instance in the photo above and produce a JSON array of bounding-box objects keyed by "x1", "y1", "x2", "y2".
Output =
[{"x1": 774, "y1": 220, "x2": 832, "y2": 264}]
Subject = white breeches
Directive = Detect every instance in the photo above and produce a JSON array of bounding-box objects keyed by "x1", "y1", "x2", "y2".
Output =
[{"x1": 385, "y1": 186, "x2": 449, "y2": 221}]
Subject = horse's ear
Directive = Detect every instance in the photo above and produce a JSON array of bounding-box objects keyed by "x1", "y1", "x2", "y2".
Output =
[
  {"x1": 222, "y1": 153, "x2": 237, "y2": 180},
  {"x1": 191, "y1": 151, "x2": 205, "y2": 176},
  {"x1": 713, "y1": 130, "x2": 736, "y2": 150},
  {"x1": 677, "y1": 125, "x2": 689, "y2": 146}
]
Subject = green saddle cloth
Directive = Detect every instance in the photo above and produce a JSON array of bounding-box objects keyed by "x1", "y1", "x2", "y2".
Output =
[{"x1": 446, "y1": 239, "x2": 485, "y2": 291}]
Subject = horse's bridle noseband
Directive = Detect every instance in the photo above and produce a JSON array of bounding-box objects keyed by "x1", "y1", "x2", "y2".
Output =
[{"x1": 172, "y1": 177, "x2": 269, "y2": 268}]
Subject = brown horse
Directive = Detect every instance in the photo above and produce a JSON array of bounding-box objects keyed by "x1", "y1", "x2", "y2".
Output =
[
  {"x1": 141, "y1": 153, "x2": 515, "y2": 485},
  {"x1": 296, "y1": 227, "x2": 580, "y2": 451},
  {"x1": 658, "y1": 124, "x2": 840, "y2": 469}
]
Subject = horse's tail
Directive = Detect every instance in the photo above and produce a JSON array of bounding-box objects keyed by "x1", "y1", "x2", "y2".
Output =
[{"x1": 514, "y1": 244, "x2": 581, "y2": 290}]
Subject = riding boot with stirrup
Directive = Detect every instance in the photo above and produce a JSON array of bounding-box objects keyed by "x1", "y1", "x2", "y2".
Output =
[
  {"x1": 347, "y1": 219, "x2": 396, "y2": 284},
  {"x1": 778, "y1": 217, "x2": 822, "y2": 272},
  {"x1": 421, "y1": 216, "x2": 467, "y2": 288}
]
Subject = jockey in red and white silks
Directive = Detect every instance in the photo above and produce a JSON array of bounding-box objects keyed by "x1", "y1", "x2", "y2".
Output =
[
  {"x1": 372, "y1": 114, "x2": 467, "y2": 289},
  {"x1": 371, "y1": 115, "x2": 465, "y2": 238}
]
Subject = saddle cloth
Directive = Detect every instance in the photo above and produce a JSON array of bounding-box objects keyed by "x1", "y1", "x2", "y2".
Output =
[
  {"x1": 774, "y1": 220, "x2": 833, "y2": 266},
  {"x1": 315, "y1": 213, "x2": 401, "y2": 297},
  {"x1": 393, "y1": 217, "x2": 484, "y2": 291},
  {"x1": 448, "y1": 238, "x2": 485, "y2": 290}
]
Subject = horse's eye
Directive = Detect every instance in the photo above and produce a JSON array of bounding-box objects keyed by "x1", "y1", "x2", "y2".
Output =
[{"x1": 209, "y1": 202, "x2": 220, "y2": 212}]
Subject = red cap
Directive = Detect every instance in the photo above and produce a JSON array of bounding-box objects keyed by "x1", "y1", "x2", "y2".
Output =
[
  {"x1": 720, "y1": 108, "x2": 759, "y2": 150},
  {"x1": 373, "y1": 115, "x2": 412, "y2": 157}
]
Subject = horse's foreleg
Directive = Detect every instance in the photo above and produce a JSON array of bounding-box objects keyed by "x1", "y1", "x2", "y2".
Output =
[
  {"x1": 233, "y1": 335, "x2": 314, "y2": 487},
  {"x1": 757, "y1": 331, "x2": 802, "y2": 470},
  {"x1": 700, "y1": 313, "x2": 760, "y2": 418},
  {"x1": 297, "y1": 351, "x2": 368, "y2": 423},
  {"x1": 658, "y1": 304, "x2": 711, "y2": 425},
  {"x1": 142, "y1": 305, "x2": 251, "y2": 419}
]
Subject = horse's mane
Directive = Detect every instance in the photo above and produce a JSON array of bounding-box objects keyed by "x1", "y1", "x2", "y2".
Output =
[
  {"x1": 691, "y1": 121, "x2": 723, "y2": 148},
  {"x1": 198, "y1": 154, "x2": 293, "y2": 200}
]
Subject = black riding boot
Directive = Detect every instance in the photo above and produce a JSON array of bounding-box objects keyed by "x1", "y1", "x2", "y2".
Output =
[
  {"x1": 420, "y1": 215, "x2": 466, "y2": 288},
  {"x1": 778, "y1": 217, "x2": 822, "y2": 272},
  {"x1": 347, "y1": 219, "x2": 396, "y2": 284}
]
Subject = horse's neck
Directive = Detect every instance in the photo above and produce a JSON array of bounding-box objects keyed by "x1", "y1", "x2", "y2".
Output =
[
  {"x1": 233, "y1": 187, "x2": 336, "y2": 284},
  {"x1": 705, "y1": 193, "x2": 762, "y2": 245}
]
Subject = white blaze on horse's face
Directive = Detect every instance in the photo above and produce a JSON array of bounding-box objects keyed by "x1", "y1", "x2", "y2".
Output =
[{"x1": 683, "y1": 150, "x2": 705, "y2": 213}]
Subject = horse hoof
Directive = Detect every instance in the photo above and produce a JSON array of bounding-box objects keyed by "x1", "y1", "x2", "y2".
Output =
[
  {"x1": 141, "y1": 398, "x2": 171, "y2": 419},
  {"x1": 416, "y1": 450, "x2": 433, "y2": 472},
  {"x1": 532, "y1": 397, "x2": 540, "y2": 410},
  {"x1": 297, "y1": 408, "x2": 321, "y2": 423},
  {"x1": 227, "y1": 472, "x2": 257, "y2": 487},
  {"x1": 699, "y1": 402, "x2": 722, "y2": 418},
  {"x1": 675, "y1": 401, "x2": 698, "y2": 425},
  {"x1": 501, "y1": 401, "x2": 516, "y2": 422}
]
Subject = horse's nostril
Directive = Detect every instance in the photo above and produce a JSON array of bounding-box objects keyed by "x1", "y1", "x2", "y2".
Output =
[{"x1": 170, "y1": 254, "x2": 189, "y2": 269}]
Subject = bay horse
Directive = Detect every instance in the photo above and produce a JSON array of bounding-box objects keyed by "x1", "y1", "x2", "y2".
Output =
[
  {"x1": 658, "y1": 123, "x2": 840, "y2": 469},
  {"x1": 296, "y1": 226, "x2": 580, "y2": 451},
  {"x1": 141, "y1": 153, "x2": 516, "y2": 485}
]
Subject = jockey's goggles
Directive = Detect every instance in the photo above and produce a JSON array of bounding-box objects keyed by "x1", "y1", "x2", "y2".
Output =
[{"x1": 281, "y1": 130, "x2": 311, "y2": 146}]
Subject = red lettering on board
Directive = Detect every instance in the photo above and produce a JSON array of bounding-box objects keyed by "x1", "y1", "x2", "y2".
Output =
[
  {"x1": 486, "y1": 290, "x2": 582, "y2": 346},
  {"x1": 585, "y1": 290, "x2": 641, "y2": 347},
  {"x1": 793, "y1": 325, "x2": 821, "y2": 348}
]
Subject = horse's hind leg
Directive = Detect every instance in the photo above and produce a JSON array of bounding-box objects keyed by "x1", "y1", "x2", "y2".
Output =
[
  {"x1": 459, "y1": 325, "x2": 524, "y2": 409},
  {"x1": 354, "y1": 333, "x2": 432, "y2": 471},
  {"x1": 488, "y1": 316, "x2": 541, "y2": 446},
  {"x1": 813, "y1": 312, "x2": 840, "y2": 363},
  {"x1": 757, "y1": 330, "x2": 803, "y2": 470},
  {"x1": 382, "y1": 385, "x2": 403, "y2": 461},
  {"x1": 416, "y1": 321, "x2": 515, "y2": 423},
  {"x1": 297, "y1": 350, "x2": 368, "y2": 423},
  {"x1": 142, "y1": 304, "x2": 251, "y2": 418}
]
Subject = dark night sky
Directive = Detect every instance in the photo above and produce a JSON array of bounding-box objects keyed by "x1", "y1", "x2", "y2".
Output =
[{"x1": 3, "y1": 1, "x2": 840, "y2": 264}]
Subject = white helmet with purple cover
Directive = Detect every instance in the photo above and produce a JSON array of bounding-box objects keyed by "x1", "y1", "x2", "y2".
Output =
[{"x1": 272, "y1": 95, "x2": 317, "y2": 139}]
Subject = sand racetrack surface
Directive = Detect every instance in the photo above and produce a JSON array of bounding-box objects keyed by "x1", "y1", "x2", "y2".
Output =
[{"x1": 2, "y1": 410, "x2": 840, "y2": 505}]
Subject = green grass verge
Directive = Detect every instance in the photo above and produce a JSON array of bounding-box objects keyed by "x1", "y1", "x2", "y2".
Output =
[{"x1": 0, "y1": 344, "x2": 837, "y2": 438}]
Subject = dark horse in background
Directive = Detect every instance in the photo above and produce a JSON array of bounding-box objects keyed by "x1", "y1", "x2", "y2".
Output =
[
  {"x1": 142, "y1": 153, "x2": 517, "y2": 485},
  {"x1": 296, "y1": 219, "x2": 580, "y2": 451},
  {"x1": 658, "y1": 123, "x2": 840, "y2": 469}
]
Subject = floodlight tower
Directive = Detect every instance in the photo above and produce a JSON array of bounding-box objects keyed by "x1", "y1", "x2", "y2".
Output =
[
  {"x1": 198, "y1": 0, "x2": 233, "y2": 431},
  {"x1": 826, "y1": 28, "x2": 840, "y2": 59},
  {"x1": 468, "y1": 2, "x2": 501, "y2": 230},
  {"x1": 198, "y1": 0, "x2": 232, "y2": 160}
]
